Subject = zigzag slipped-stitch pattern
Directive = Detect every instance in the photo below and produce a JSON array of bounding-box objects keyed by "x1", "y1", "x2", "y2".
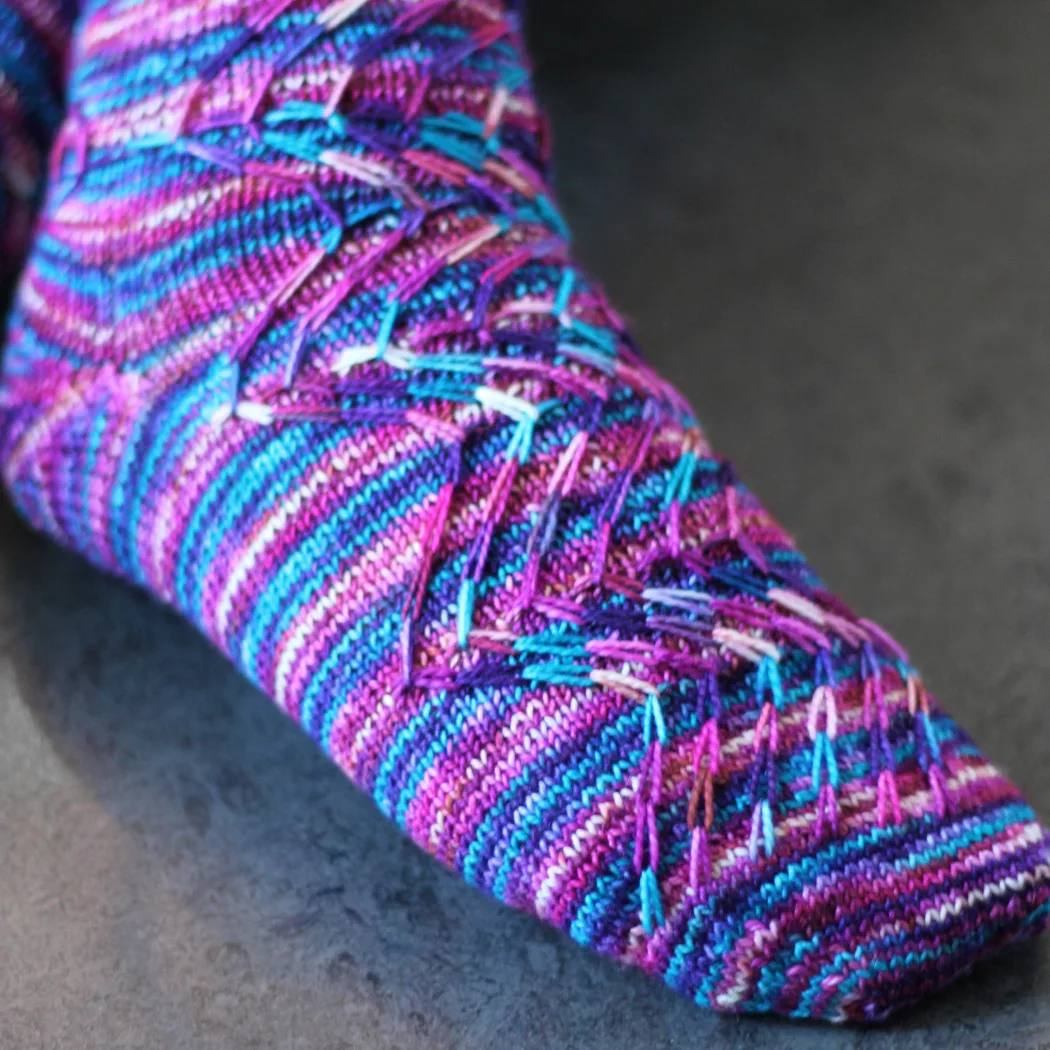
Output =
[{"x1": 2, "y1": 0, "x2": 1050, "y2": 1022}]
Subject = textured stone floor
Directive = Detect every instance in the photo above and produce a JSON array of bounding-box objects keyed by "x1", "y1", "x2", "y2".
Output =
[{"x1": 5, "y1": 1, "x2": 1050, "y2": 1046}]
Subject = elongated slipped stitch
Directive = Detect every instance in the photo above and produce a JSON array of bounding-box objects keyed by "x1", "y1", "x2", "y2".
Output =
[{"x1": 1, "y1": 0, "x2": 1049, "y2": 1024}]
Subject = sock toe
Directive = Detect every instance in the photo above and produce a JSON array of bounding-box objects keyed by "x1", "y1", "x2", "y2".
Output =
[
  {"x1": 646, "y1": 692, "x2": 1050, "y2": 1022},
  {"x1": 1, "y1": 0, "x2": 1046, "y2": 1027}
]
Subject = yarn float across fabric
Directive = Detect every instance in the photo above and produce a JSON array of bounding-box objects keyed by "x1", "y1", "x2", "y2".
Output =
[{"x1": 1, "y1": 0, "x2": 1048, "y2": 1023}]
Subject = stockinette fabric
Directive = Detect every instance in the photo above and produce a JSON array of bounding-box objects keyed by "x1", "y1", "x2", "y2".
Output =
[
  {"x1": 2, "y1": 0, "x2": 1049, "y2": 1024},
  {"x1": 0, "y1": 0, "x2": 69, "y2": 278}
]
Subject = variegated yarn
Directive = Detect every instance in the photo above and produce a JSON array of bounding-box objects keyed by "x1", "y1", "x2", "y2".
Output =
[{"x1": 1, "y1": 0, "x2": 1049, "y2": 1022}]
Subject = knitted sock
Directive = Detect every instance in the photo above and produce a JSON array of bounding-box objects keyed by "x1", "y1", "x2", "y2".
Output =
[
  {"x1": 0, "y1": 0, "x2": 70, "y2": 281},
  {"x1": 3, "y1": 0, "x2": 1049, "y2": 1024}
]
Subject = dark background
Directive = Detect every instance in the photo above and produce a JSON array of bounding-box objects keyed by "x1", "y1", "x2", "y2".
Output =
[{"x1": 4, "y1": 1, "x2": 1050, "y2": 1046}]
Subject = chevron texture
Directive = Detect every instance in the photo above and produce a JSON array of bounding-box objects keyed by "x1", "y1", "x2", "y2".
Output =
[{"x1": 1, "y1": 0, "x2": 1048, "y2": 1023}]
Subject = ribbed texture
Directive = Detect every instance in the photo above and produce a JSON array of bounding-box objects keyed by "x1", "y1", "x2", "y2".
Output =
[{"x1": 2, "y1": 0, "x2": 1049, "y2": 1023}]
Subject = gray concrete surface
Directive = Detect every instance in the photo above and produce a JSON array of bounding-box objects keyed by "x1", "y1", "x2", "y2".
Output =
[{"x1": 4, "y1": 0, "x2": 1050, "y2": 1046}]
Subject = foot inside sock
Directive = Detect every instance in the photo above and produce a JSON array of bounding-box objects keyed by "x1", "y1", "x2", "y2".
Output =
[{"x1": 3, "y1": 0, "x2": 1049, "y2": 1023}]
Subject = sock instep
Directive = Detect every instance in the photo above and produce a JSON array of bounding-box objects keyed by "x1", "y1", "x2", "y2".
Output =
[{"x1": 1, "y1": 0, "x2": 1048, "y2": 1023}]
